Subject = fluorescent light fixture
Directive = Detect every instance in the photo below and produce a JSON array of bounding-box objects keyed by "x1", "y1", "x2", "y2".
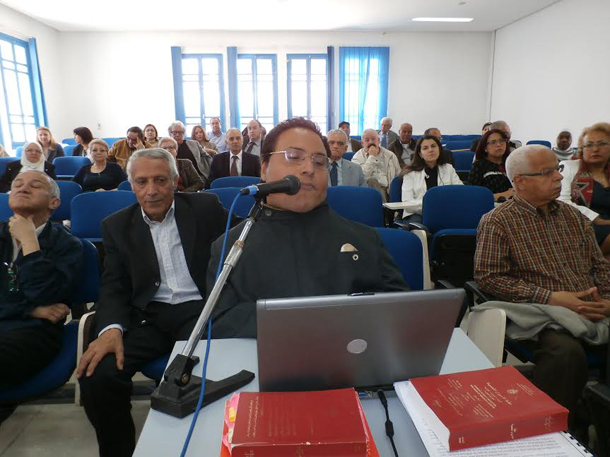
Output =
[{"x1": 412, "y1": 17, "x2": 473, "y2": 22}]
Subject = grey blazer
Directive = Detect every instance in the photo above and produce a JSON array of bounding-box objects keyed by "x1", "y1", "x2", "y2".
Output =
[
  {"x1": 328, "y1": 158, "x2": 367, "y2": 187},
  {"x1": 377, "y1": 130, "x2": 399, "y2": 147},
  {"x1": 185, "y1": 140, "x2": 212, "y2": 181}
]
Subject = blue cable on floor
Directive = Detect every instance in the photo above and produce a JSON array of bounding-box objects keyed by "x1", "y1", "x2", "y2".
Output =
[{"x1": 180, "y1": 194, "x2": 243, "y2": 457}]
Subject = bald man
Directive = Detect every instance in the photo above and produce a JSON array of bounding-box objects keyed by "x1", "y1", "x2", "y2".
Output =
[{"x1": 208, "y1": 128, "x2": 261, "y2": 185}]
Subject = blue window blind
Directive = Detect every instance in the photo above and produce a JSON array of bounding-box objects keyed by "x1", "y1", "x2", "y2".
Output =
[
  {"x1": 236, "y1": 54, "x2": 278, "y2": 133},
  {"x1": 287, "y1": 54, "x2": 328, "y2": 133},
  {"x1": 0, "y1": 33, "x2": 46, "y2": 150},
  {"x1": 339, "y1": 47, "x2": 389, "y2": 136}
]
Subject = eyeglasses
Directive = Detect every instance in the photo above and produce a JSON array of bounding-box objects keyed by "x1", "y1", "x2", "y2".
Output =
[
  {"x1": 170, "y1": 130, "x2": 185, "y2": 136},
  {"x1": 583, "y1": 141, "x2": 610, "y2": 149},
  {"x1": 162, "y1": 146, "x2": 177, "y2": 151},
  {"x1": 269, "y1": 148, "x2": 330, "y2": 170},
  {"x1": 518, "y1": 166, "x2": 560, "y2": 178},
  {"x1": 488, "y1": 139, "x2": 507, "y2": 146},
  {"x1": 328, "y1": 140, "x2": 346, "y2": 147}
]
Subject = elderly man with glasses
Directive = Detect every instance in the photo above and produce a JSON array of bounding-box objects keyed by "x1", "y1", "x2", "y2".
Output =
[
  {"x1": 206, "y1": 118, "x2": 409, "y2": 338},
  {"x1": 167, "y1": 121, "x2": 212, "y2": 186},
  {"x1": 474, "y1": 144, "x2": 610, "y2": 436}
]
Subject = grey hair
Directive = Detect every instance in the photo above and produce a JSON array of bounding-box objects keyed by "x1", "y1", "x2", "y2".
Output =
[
  {"x1": 210, "y1": 117, "x2": 221, "y2": 123},
  {"x1": 362, "y1": 128, "x2": 379, "y2": 137},
  {"x1": 158, "y1": 136, "x2": 178, "y2": 148},
  {"x1": 490, "y1": 120, "x2": 509, "y2": 131},
  {"x1": 381, "y1": 117, "x2": 393, "y2": 125},
  {"x1": 126, "y1": 148, "x2": 179, "y2": 183},
  {"x1": 505, "y1": 145, "x2": 550, "y2": 182},
  {"x1": 225, "y1": 127, "x2": 242, "y2": 137},
  {"x1": 326, "y1": 129, "x2": 348, "y2": 141},
  {"x1": 167, "y1": 120, "x2": 186, "y2": 135}
]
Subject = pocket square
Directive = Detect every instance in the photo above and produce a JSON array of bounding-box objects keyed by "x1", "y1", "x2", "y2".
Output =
[{"x1": 340, "y1": 243, "x2": 358, "y2": 253}]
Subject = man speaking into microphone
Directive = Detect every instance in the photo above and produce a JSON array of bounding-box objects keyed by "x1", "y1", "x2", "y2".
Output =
[{"x1": 208, "y1": 118, "x2": 409, "y2": 338}]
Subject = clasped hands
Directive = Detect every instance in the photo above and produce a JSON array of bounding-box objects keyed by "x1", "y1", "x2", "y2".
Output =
[{"x1": 549, "y1": 287, "x2": 610, "y2": 322}]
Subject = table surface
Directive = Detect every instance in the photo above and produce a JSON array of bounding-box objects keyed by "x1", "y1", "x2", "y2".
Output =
[{"x1": 134, "y1": 328, "x2": 493, "y2": 457}]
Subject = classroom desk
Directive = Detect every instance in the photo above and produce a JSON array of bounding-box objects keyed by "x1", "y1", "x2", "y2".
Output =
[{"x1": 134, "y1": 328, "x2": 493, "y2": 457}]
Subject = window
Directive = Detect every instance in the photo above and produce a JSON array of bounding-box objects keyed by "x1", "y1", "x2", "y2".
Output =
[
  {"x1": 287, "y1": 54, "x2": 328, "y2": 134},
  {"x1": 0, "y1": 33, "x2": 45, "y2": 150},
  {"x1": 178, "y1": 54, "x2": 226, "y2": 135},
  {"x1": 237, "y1": 54, "x2": 278, "y2": 132},
  {"x1": 339, "y1": 47, "x2": 390, "y2": 136}
]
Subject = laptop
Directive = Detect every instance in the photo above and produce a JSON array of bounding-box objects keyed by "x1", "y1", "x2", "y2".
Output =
[{"x1": 257, "y1": 289, "x2": 464, "y2": 392}]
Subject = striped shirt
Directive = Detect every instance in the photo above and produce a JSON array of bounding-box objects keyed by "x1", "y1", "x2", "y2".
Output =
[{"x1": 474, "y1": 195, "x2": 610, "y2": 303}]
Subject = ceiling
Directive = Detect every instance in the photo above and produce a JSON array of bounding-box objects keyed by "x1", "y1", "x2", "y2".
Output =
[{"x1": 1, "y1": 0, "x2": 561, "y2": 33}]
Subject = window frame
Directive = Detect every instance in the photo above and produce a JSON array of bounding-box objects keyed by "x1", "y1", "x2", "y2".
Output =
[
  {"x1": 286, "y1": 53, "x2": 329, "y2": 132},
  {"x1": 236, "y1": 53, "x2": 279, "y2": 130}
]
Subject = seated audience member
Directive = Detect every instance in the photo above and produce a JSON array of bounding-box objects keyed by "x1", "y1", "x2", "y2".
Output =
[
  {"x1": 469, "y1": 129, "x2": 514, "y2": 201},
  {"x1": 159, "y1": 136, "x2": 204, "y2": 192},
  {"x1": 73, "y1": 127, "x2": 94, "y2": 157},
  {"x1": 327, "y1": 129, "x2": 366, "y2": 187},
  {"x1": 553, "y1": 129, "x2": 577, "y2": 161},
  {"x1": 401, "y1": 135, "x2": 462, "y2": 223},
  {"x1": 208, "y1": 118, "x2": 409, "y2": 338},
  {"x1": 37, "y1": 126, "x2": 64, "y2": 162},
  {"x1": 424, "y1": 127, "x2": 454, "y2": 165},
  {"x1": 77, "y1": 148, "x2": 229, "y2": 457},
  {"x1": 0, "y1": 171, "x2": 83, "y2": 422},
  {"x1": 352, "y1": 129, "x2": 401, "y2": 202},
  {"x1": 0, "y1": 144, "x2": 8, "y2": 157},
  {"x1": 490, "y1": 120, "x2": 521, "y2": 151},
  {"x1": 0, "y1": 142, "x2": 56, "y2": 193},
  {"x1": 470, "y1": 122, "x2": 492, "y2": 152},
  {"x1": 243, "y1": 119, "x2": 264, "y2": 157},
  {"x1": 191, "y1": 124, "x2": 218, "y2": 156},
  {"x1": 377, "y1": 117, "x2": 398, "y2": 149},
  {"x1": 168, "y1": 121, "x2": 212, "y2": 184},
  {"x1": 338, "y1": 121, "x2": 362, "y2": 152},
  {"x1": 208, "y1": 128, "x2": 261, "y2": 185},
  {"x1": 143, "y1": 124, "x2": 159, "y2": 148},
  {"x1": 388, "y1": 122, "x2": 416, "y2": 168},
  {"x1": 108, "y1": 126, "x2": 146, "y2": 169},
  {"x1": 208, "y1": 117, "x2": 228, "y2": 153},
  {"x1": 559, "y1": 122, "x2": 610, "y2": 255},
  {"x1": 72, "y1": 139, "x2": 127, "y2": 192},
  {"x1": 475, "y1": 145, "x2": 610, "y2": 432}
]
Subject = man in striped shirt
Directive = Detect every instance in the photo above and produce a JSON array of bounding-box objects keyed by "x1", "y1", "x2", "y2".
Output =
[{"x1": 475, "y1": 145, "x2": 610, "y2": 431}]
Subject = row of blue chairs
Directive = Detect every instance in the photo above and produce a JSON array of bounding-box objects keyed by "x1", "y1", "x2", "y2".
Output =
[{"x1": 0, "y1": 156, "x2": 91, "y2": 179}]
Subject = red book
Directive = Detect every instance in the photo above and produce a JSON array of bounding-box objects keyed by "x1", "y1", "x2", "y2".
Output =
[
  {"x1": 219, "y1": 388, "x2": 380, "y2": 457},
  {"x1": 405, "y1": 365, "x2": 568, "y2": 451}
]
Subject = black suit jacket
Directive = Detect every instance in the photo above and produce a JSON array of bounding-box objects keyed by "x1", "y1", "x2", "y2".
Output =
[
  {"x1": 208, "y1": 152, "x2": 261, "y2": 186},
  {"x1": 95, "y1": 192, "x2": 229, "y2": 332},
  {"x1": 0, "y1": 161, "x2": 57, "y2": 193}
]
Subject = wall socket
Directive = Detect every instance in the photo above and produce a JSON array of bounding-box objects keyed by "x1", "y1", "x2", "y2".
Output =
[{"x1": 97, "y1": 123, "x2": 102, "y2": 130}]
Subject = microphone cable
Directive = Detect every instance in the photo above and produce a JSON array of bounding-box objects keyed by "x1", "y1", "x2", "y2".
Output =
[{"x1": 377, "y1": 390, "x2": 400, "y2": 457}]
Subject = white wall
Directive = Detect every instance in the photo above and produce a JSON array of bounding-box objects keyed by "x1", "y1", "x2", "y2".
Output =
[{"x1": 490, "y1": 0, "x2": 610, "y2": 145}]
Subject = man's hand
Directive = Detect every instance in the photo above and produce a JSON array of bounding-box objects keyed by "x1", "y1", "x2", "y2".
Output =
[
  {"x1": 30, "y1": 303, "x2": 70, "y2": 323},
  {"x1": 577, "y1": 288, "x2": 610, "y2": 322},
  {"x1": 76, "y1": 328, "x2": 124, "y2": 378},
  {"x1": 9, "y1": 214, "x2": 39, "y2": 255},
  {"x1": 366, "y1": 144, "x2": 380, "y2": 157},
  {"x1": 548, "y1": 288, "x2": 597, "y2": 313}
]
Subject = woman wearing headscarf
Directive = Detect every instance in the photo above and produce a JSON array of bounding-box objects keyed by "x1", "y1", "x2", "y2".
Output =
[{"x1": 0, "y1": 142, "x2": 57, "y2": 192}]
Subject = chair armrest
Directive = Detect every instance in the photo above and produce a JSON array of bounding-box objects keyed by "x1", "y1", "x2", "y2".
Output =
[
  {"x1": 464, "y1": 281, "x2": 497, "y2": 304},
  {"x1": 436, "y1": 280, "x2": 456, "y2": 289},
  {"x1": 75, "y1": 311, "x2": 96, "y2": 406}
]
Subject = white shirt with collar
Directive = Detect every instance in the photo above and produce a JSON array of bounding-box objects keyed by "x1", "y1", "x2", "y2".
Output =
[{"x1": 229, "y1": 151, "x2": 243, "y2": 176}]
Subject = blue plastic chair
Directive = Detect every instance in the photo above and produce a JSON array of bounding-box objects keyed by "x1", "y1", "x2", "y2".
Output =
[
  {"x1": 0, "y1": 240, "x2": 100, "y2": 403},
  {"x1": 71, "y1": 191, "x2": 138, "y2": 241},
  {"x1": 117, "y1": 180, "x2": 132, "y2": 191},
  {"x1": 444, "y1": 140, "x2": 472, "y2": 151},
  {"x1": 527, "y1": 140, "x2": 552, "y2": 148},
  {"x1": 51, "y1": 181, "x2": 82, "y2": 222},
  {"x1": 389, "y1": 176, "x2": 403, "y2": 203},
  {"x1": 453, "y1": 150, "x2": 476, "y2": 173},
  {"x1": 102, "y1": 137, "x2": 121, "y2": 147},
  {"x1": 326, "y1": 186, "x2": 384, "y2": 227},
  {"x1": 16, "y1": 146, "x2": 23, "y2": 158},
  {"x1": 63, "y1": 144, "x2": 77, "y2": 156},
  {"x1": 62, "y1": 138, "x2": 77, "y2": 145},
  {"x1": 53, "y1": 156, "x2": 90, "y2": 179},
  {"x1": 0, "y1": 157, "x2": 15, "y2": 176},
  {"x1": 141, "y1": 354, "x2": 171, "y2": 382},
  {"x1": 375, "y1": 228, "x2": 424, "y2": 291},
  {"x1": 0, "y1": 193, "x2": 11, "y2": 221},
  {"x1": 343, "y1": 152, "x2": 355, "y2": 161},
  {"x1": 205, "y1": 188, "x2": 256, "y2": 219},
  {"x1": 210, "y1": 176, "x2": 261, "y2": 190}
]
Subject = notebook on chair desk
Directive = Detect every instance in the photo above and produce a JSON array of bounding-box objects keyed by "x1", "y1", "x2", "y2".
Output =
[{"x1": 256, "y1": 289, "x2": 465, "y2": 392}]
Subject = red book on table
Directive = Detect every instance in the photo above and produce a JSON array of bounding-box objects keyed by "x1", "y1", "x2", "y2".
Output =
[
  {"x1": 406, "y1": 365, "x2": 568, "y2": 451},
  {"x1": 219, "y1": 388, "x2": 380, "y2": 457}
]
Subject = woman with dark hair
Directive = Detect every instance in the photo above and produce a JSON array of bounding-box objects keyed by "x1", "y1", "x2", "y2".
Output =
[
  {"x1": 73, "y1": 126, "x2": 94, "y2": 157},
  {"x1": 37, "y1": 126, "x2": 64, "y2": 162},
  {"x1": 400, "y1": 134, "x2": 462, "y2": 222},
  {"x1": 191, "y1": 125, "x2": 217, "y2": 156},
  {"x1": 468, "y1": 128, "x2": 513, "y2": 201},
  {"x1": 143, "y1": 124, "x2": 159, "y2": 148}
]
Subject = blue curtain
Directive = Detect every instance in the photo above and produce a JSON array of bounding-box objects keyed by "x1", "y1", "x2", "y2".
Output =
[
  {"x1": 28, "y1": 38, "x2": 47, "y2": 127},
  {"x1": 339, "y1": 47, "x2": 389, "y2": 135},
  {"x1": 326, "y1": 46, "x2": 334, "y2": 133},
  {"x1": 170, "y1": 46, "x2": 185, "y2": 122},
  {"x1": 227, "y1": 47, "x2": 240, "y2": 129}
]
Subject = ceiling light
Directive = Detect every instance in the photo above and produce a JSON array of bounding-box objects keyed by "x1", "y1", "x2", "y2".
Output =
[{"x1": 412, "y1": 17, "x2": 474, "y2": 22}]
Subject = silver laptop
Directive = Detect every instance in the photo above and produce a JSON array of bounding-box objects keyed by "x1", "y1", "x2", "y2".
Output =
[{"x1": 257, "y1": 289, "x2": 464, "y2": 392}]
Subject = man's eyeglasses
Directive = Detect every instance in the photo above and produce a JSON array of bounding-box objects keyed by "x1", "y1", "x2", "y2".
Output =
[
  {"x1": 162, "y1": 146, "x2": 177, "y2": 151},
  {"x1": 583, "y1": 141, "x2": 610, "y2": 150},
  {"x1": 170, "y1": 130, "x2": 185, "y2": 136},
  {"x1": 269, "y1": 148, "x2": 330, "y2": 170},
  {"x1": 518, "y1": 166, "x2": 560, "y2": 178}
]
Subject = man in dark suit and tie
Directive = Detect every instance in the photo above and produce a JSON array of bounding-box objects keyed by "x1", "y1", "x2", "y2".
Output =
[
  {"x1": 77, "y1": 148, "x2": 229, "y2": 457},
  {"x1": 242, "y1": 119, "x2": 264, "y2": 157},
  {"x1": 327, "y1": 129, "x2": 366, "y2": 187},
  {"x1": 208, "y1": 128, "x2": 261, "y2": 186}
]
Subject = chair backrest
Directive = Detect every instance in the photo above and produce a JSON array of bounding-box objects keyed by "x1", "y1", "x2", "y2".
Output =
[
  {"x1": 16, "y1": 146, "x2": 23, "y2": 158},
  {"x1": 444, "y1": 140, "x2": 472, "y2": 151},
  {"x1": 117, "y1": 180, "x2": 132, "y2": 191},
  {"x1": 103, "y1": 137, "x2": 121, "y2": 147},
  {"x1": 73, "y1": 239, "x2": 101, "y2": 304},
  {"x1": 52, "y1": 181, "x2": 82, "y2": 221},
  {"x1": 53, "y1": 156, "x2": 91, "y2": 177},
  {"x1": 0, "y1": 193, "x2": 11, "y2": 221},
  {"x1": 526, "y1": 140, "x2": 552, "y2": 148},
  {"x1": 389, "y1": 175, "x2": 403, "y2": 203},
  {"x1": 63, "y1": 144, "x2": 77, "y2": 156},
  {"x1": 210, "y1": 176, "x2": 261, "y2": 189},
  {"x1": 62, "y1": 138, "x2": 77, "y2": 145},
  {"x1": 205, "y1": 188, "x2": 256, "y2": 219},
  {"x1": 0, "y1": 157, "x2": 15, "y2": 176},
  {"x1": 453, "y1": 150, "x2": 476, "y2": 172},
  {"x1": 343, "y1": 152, "x2": 355, "y2": 161},
  {"x1": 422, "y1": 185, "x2": 494, "y2": 233},
  {"x1": 375, "y1": 228, "x2": 424, "y2": 290},
  {"x1": 71, "y1": 191, "x2": 138, "y2": 240},
  {"x1": 326, "y1": 186, "x2": 384, "y2": 227}
]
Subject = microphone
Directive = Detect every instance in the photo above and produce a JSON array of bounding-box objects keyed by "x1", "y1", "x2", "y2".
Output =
[{"x1": 240, "y1": 175, "x2": 301, "y2": 198}]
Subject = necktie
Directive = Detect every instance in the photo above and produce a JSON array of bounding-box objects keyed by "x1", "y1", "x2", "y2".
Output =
[
  {"x1": 381, "y1": 134, "x2": 387, "y2": 148},
  {"x1": 330, "y1": 162, "x2": 338, "y2": 186},
  {"x1": 230, "y1": 155, "x2": 239, "y2": 176},
  {"x1": 245, "y1": 142, "x2": 255, "y2": 154}
]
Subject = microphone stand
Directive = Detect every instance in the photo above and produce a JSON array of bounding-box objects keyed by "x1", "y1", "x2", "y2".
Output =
[{"x1": 150, "y1": 202, "x2": 263, "y2": 418}]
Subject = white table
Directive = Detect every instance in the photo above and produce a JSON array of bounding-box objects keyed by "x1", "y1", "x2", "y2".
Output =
[{"x1": 134, "y1": 328, "x2": 493, "y2": 457}]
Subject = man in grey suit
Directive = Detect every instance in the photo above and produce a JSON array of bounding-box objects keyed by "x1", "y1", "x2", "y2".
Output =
[
  {"x1": 377, "y1": 117, "x2": 399, "y2": 149},
  {"x1": 327, "y1": 129, "x2": 366, "y2": 187}
]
